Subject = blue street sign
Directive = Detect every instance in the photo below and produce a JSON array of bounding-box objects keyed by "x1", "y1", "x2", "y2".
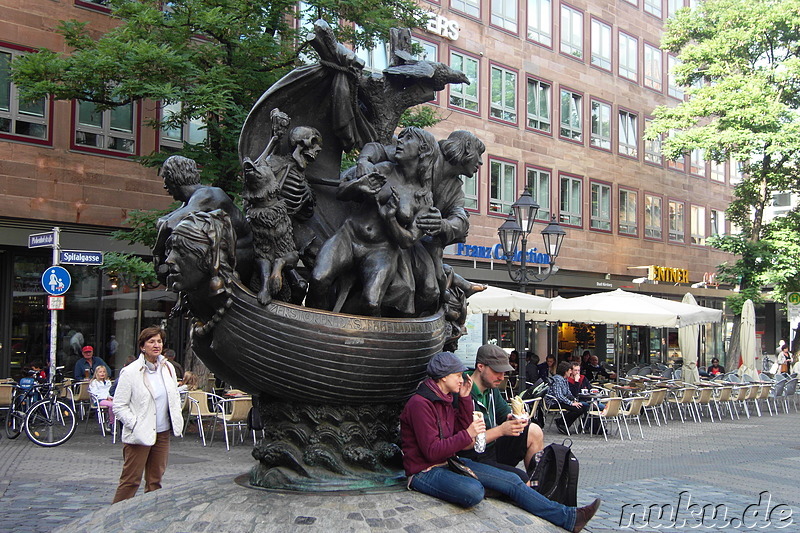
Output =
[
  {"x1": 41, "y1": 266, "x2": 71, "y2": 296},
  {"x1": 28, "y1": 232, "x2": 55, "y2": 248},
  {"x1": 60, "y1": 250, "x2": 104, "y2": 266}
]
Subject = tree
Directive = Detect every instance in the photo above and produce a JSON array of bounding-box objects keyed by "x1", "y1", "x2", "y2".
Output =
[
  {"x1": 12, "y1": 0, "x2": 429, "y2": 194},
  {"x1": 646, "y1": 0, "x2": 800, "y2": 354}
]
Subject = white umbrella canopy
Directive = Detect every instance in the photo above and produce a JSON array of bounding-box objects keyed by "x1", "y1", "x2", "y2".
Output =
[
  {"x1": 466, "y1": 285, "x2": 552, "y2": 319},
  {"x1": 739, "y1": 299, "x2": 758, "y2": 378},
  {"x1": 544, "y1": 289, "x2": 723, "y2": 327},
  {"x1": 679, "y1": 292, "x2": 701, "y2": 384}
]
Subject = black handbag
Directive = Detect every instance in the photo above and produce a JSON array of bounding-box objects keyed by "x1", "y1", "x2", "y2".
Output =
[{"x1": 447, "y1": 456, "x2": 478, "y2": 479}]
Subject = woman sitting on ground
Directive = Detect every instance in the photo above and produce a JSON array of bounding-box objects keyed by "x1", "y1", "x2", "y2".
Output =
[
  {"x1": 399, "y1": 351, "x2": 600, "y2": 533},
  {"x1": 88, "y1": 365, "x2": 115, "y2": 428}
]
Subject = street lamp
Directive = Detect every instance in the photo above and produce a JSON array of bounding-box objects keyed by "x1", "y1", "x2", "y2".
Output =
[{"x1": 497, "y1": 189, "x2": 567, "y2": 392}]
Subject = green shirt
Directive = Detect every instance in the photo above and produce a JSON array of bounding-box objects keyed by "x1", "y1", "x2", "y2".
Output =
[{"x1": 469, "y1": 371, "x2": 511, "y2": 432}]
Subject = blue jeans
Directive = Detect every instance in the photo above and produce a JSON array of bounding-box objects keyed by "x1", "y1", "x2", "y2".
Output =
[{"x1": 409, "y1": 459, "x2": 576, "y2": 530}]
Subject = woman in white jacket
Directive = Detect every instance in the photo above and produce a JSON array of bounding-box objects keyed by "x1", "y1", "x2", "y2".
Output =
[{"x1": 112, "y1": 326, "x2": 183, "y2": 503}]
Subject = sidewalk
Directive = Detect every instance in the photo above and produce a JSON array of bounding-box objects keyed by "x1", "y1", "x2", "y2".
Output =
[{"x1": 1, "y1": 405, "x2": 798, "y2": 532}]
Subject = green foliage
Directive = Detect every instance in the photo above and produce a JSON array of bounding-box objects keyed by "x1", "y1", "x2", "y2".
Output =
[
  {"x1": 100, "y1": 252, "x2": 158, "y2": 287},
  {"x1": 398, "y1": 105, "x2": 443, "y2": 129},
  {"x1": 646, "y1": 0, "x2": 800, "y2": 314},
  {"x1": 110, "y1": 204, "x2": 178, "y2": 249},
  {"x1": 12, "y1": 0, "x2": 429, "y2": 194}
]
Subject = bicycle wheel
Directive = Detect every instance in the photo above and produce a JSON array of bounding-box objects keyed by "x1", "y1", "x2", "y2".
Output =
[
  {"x1": 24, "y1": 399, "x2": 76, "y2": 447},
  {"x1": 4, "y1": 399, "x2": 24, "y2": 439}
]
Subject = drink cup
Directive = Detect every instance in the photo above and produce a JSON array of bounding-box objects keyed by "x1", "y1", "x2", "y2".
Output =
[{"x1": 84, "y1": 369, "x2": 90, "y2": 379}]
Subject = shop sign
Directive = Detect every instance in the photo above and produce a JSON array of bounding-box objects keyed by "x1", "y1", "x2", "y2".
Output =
[
  {"x1": 452, "y1": 242, "x2": 550, "y2": 266},
  {"x1": 648, "y1": 265, "x2": 689, "y2": 284},
  {"x1": 423, "y1": 11, "x2": 460, "y2": 41}
]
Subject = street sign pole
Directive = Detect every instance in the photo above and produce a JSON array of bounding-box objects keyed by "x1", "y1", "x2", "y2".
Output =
[
  {"x1": 788, "y1": 292, "x2": 800, "y2": 352},
  {"x1": 49, "y1": 227, "x2": 60, "y2": 385}
]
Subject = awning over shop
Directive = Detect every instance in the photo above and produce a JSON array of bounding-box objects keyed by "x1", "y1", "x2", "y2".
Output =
[{"x1": 466, "y1": 285, "x2": 552, "y2": 319}]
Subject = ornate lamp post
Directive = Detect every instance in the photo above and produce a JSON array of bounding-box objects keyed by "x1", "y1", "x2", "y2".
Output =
[{"x1": 497, "y1": 190, "x2": 566, "y2": 392}]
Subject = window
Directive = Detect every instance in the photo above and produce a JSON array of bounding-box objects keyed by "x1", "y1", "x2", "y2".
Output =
[
  {"x1": 462, "y1": 171, "x2": 479, "y2": 210},
  {"x1": 75, "y1": 0, "x2": 111, "y2": 13},
  {"x1": 668, "y1": 200, "x2": 685, "y2": 242},
  {"x1": 590, "y1": 99, "x2": 611, "y2": 150},
  {"x1": 644, "y1": 44, "x2": 662, "y2": 91},
  {"x1": 618, "y1": 110, "x2": 638, "y2": 158},
  {"x1": 667, "y1": 0, "x2": 684, "y2": 17},
  {"x1": 645, "y1": 194, "x2": 663, "y2": 239},
  {"x1": 560, "y1": 4, "x2": 583, "y2": 60},
  {"x1": 668, "y1": 55, "x2": 683, "y2": 99},
  {"x1": 411, "y1": 37, "x2": 438, "y2": 61},
  {"x1": 619, "y1": 189, "x2": 638, "y2": 235},
  {"x1": 644, "y1": 0, "x2": 662, "y2": 18},
  {"x1": 355, "y1": 40, "x2": 389, "y2": 73},
  {"x1": 559, "y1": 173, "x2": 582, "y2": 226},
  {"x1": 492, "y1": 0, "x2": 518, "y2": 32},
  {"x1": 526, "y1": 77, "x2": 551, "y2": 133},
  {"x1": 690, "y1": 148, "x2": 704, "y2": 176},
  {"x1": 490, "y1": 65, "x2": 517, "y2": 123},
  {"x1": 450, "y1": 51, "x2": 479, "y2": 113},
  {"x1": 160, "y1": 102, "x2": 206, "y2": 152},
  {"x1": 690, "y1": 205, "x2": 706, "y2": 245},
  {"x1": 75, "y1": 100, "x2": 136, "y2": 154},
  {"x1": 590, "y1": 181, "x2": 611, "y2": 231},
  {"x1": 622, "y1": 0, "x2": 637, "y2": 5},
  {"x1": 730, "y1": 159, "x2": 745, "y2": 185},
  {"x1": 619, "y1": 32, "x2": 638, "y2": 81},
  {"x1": 590, "y1": 19, "x2": 611, "y2": 71},
  {"x1": 527, "y1": 0, "x2": 552, "y2": 46},
  {"x1": 644, "y1": 118, "x2": 663, "y2": 165},
  {"x1": 490, "y1": 159, "x2": 516, "y2": 215},
  {"x1": 710, "y1": 160, "x2": 725, "y2": 182},
  {"x1": 452, "y1": 0, "x2": 480, "y2": 18},
  {"x1": 527, "y1": 167, "x2": 551, "y2": 221},
  {"x1": 711, "y1": 208, "x2": 725, "y2": 236},
  {"x1": 0, "y1": 46, "x2": 49, "y2": 142},
  {"x1": 560, "y1": 88, "x2": 582, "y2": 142}
]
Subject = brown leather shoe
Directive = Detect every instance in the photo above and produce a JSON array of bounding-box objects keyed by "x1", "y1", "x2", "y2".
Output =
[{"x1": 572, "y1": 498, "x2": 601, "y2": 533}]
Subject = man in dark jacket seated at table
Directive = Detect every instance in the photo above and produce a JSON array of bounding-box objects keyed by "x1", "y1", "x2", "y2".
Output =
[
  {"x1": 546, "y1": 361, "x2": 589, "y2": 435},
  {"x1": 582, "y1": 355, "x2": 616, "y2": 382}
]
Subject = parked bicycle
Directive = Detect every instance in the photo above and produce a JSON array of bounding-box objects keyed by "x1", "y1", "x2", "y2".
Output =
[{"x1": 5, "y1": 367, "x2": 77, "y2": 447}]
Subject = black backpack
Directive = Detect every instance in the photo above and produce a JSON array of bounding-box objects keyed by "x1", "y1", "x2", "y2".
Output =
[{"x1": 529, "y1": 439, "x2": 579, "y2": 507}]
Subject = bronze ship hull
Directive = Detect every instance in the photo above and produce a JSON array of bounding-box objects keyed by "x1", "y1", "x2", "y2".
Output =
[{"x1": 195, "y1": 280, "x2": 447, "y2": 404}]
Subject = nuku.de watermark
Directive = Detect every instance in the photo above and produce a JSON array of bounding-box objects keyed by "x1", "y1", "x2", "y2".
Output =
[{"x1": 619, "y1": 490, "x2": 794, "y2": 529}]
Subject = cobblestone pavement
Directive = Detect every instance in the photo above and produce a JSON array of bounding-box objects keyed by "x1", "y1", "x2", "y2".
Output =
[{"x1": 1, "y1": 402, "x2": 798, "y2": 532}]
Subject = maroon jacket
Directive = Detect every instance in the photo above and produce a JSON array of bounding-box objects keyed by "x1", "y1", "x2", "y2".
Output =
[{"x1": 399, "y1": 378, "x2": 474, "y2": 476}]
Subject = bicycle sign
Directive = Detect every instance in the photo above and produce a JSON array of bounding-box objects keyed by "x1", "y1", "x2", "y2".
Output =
[{"x1": 41, "y1": 266, "x2": 71, "y2": 296}]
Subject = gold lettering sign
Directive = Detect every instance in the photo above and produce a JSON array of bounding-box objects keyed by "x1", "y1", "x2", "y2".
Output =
[{"x1": 648, "y1": 265, "x2": 689, "y2": 283}]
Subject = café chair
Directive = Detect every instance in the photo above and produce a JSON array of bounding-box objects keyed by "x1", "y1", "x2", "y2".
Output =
[
  {"x1": 641, "y1": 388, "x2": 668, "y2": 427},
  {"x1": 693, "y1": 387, "x2": 716, "y2": 423},
  {"x1": 619, "y1": 396, "x2": 645, "y2": 439},
  {"x1": 710, "y1": 386, "x2": 736, "y2": 420},
  {"x1": 73, "y1": 381, "x2": 91, "y2": 420},
  {"x1": 185, "y1": 390, "x2": 224, "y2": 446},
  {"x1": 543, "y1": 394, "x2": 572, "y2": 436},
  {"x1": 211, "y1": 395, "x2": 253, "y2": 451},
  {"x1": 667, "y1": 387, "x2": 698, "y2": 423},
  {"x1": 584, "y1": 396, "x2": 624, "y2": 441},
  {"x1": 782, "y1": 377, "x2": 798, "y2": 412}
]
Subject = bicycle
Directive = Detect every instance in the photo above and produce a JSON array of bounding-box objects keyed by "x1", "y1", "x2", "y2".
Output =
[
  {"x1": 5, "y1": 368, "x2": 77, "y2": 446},
  {"x1": 4, "y1": 374, "x2": 44, "y2": 439}
]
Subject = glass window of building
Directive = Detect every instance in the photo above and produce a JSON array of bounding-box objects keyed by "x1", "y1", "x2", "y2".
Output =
[
  {"x1": 560, "y1": 4, "x2": 583, "y2": 60},
  {"x1": 590, "y1": 99, "x2": 611, "y2": 150},
  {"x1": 590, "y1": 181, "x2": 611, "y2": 231},
  {"x1": 160, "y1": 101, "x2": 207, "y2": 152},
  {"x1": 0, "y1": 46, "x2": 49, "y2": 141},
  {"x1": 690, "y1": 205, "x2": 706, "y2": 245},
  {"x1": 644, "y1": 43, "x2": 662, "y2": 91},
  {"x1": 410, "y1": 37, "x2": 438, "y2": 61},
  {"x1": 526, "y1": 77, "x2": 551, "y2": 132},
  {"x1": 492, "y1": 0, "x2": 518, "y2": 32},
  {"x1": 450, "y1": 51, "x2": 479, "y2": 113},
  {"x1": 668, "y1": 55, "x2": 683, "y2": 99},
  {"x1": 452, "y1": 0, "x2": 481, "y2": 18},
  {"x1": 527, "y1": 0, "x2": 552, "y2": 46},
  {"x1": 645, "y1": 194, "x2": 663, "y2": 239},
  {"x1": 560, "y1": 88, "x2": 582, "y2": 142},
  {"x1": 619, "y1": 32, "x2": 638, "y2": 81},
  {"x1": 619, "y1": 188, "x2": 638, "y2": 235},
  {"x1": 644, "y1": 0, "x2": 662, "y2": 18},
  {"x1": 355, "y1": 40, "x2": 389, "y2": 74},
  {"x1": 618, "y1": 110, "x2": 638, "y2": 158},
  {"x1": 75, "y1": 100, "x2": 136, "y2": 154},
  {"x1": 730, "y1": 159, "x2": 745, "y2": 185},
  {"x1": 644, "y1": 118, "x2": 663, "y2": 165},
  {"x1": 669, "y1": 200, "x2": 685, "y2": 242},
  {"x1": 527, "y1": 166, "x2": 551, "y2": 221},
  {"x1": 559, "y1": 173, "x2": 582, "y2": 226},
  {"x1": 490, "y1": 159, "x2": 516, "y2": 215},
  {"x1": 690, "y1": 148, "x2": 705, "y2": 176},
  {"x1": 490, "y1": 65, "x2": 517, "y2": 123},
  {"x1": 710, "y1": 208, "x2": 725, "y2": 236},
  {"x1": 667, "y1": 0, "x2": 684, "y2": 18},
  {"x1": 462, "y1": 171, "x2": 479, "y2": 210},
  {"x1": 710, "y1": 160, "x2": 725, "y2": 182},
  {"x1": 590, "y1": 19, "x2": 611, "y2": 71}
]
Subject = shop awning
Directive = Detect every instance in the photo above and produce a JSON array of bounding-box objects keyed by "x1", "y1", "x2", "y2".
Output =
[
  {"x1": 544, "y1": 288, "x2": 722, "y2": 327},
  {"x1": 466, "y1": 285, "x2": 552, "y2": 318}
]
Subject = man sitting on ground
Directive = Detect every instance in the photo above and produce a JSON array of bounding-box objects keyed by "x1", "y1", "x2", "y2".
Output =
[{"x1": 460, "y1": 344, "x2": 544, "y2": 478}]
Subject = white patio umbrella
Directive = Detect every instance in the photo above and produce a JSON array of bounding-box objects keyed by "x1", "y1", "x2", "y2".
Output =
[
  {"x1": 678, "y1": 292, "x2": 701, "y2": 384},
  {"x1": 467, "y1": 285, "x2": 551, "y2": 320},
  {"x1": 739, "y1": 299, "x2": 758, "y2": 378},
  {"x1": 544, "y1": 289, "x2": 722, "y2": 327}
]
